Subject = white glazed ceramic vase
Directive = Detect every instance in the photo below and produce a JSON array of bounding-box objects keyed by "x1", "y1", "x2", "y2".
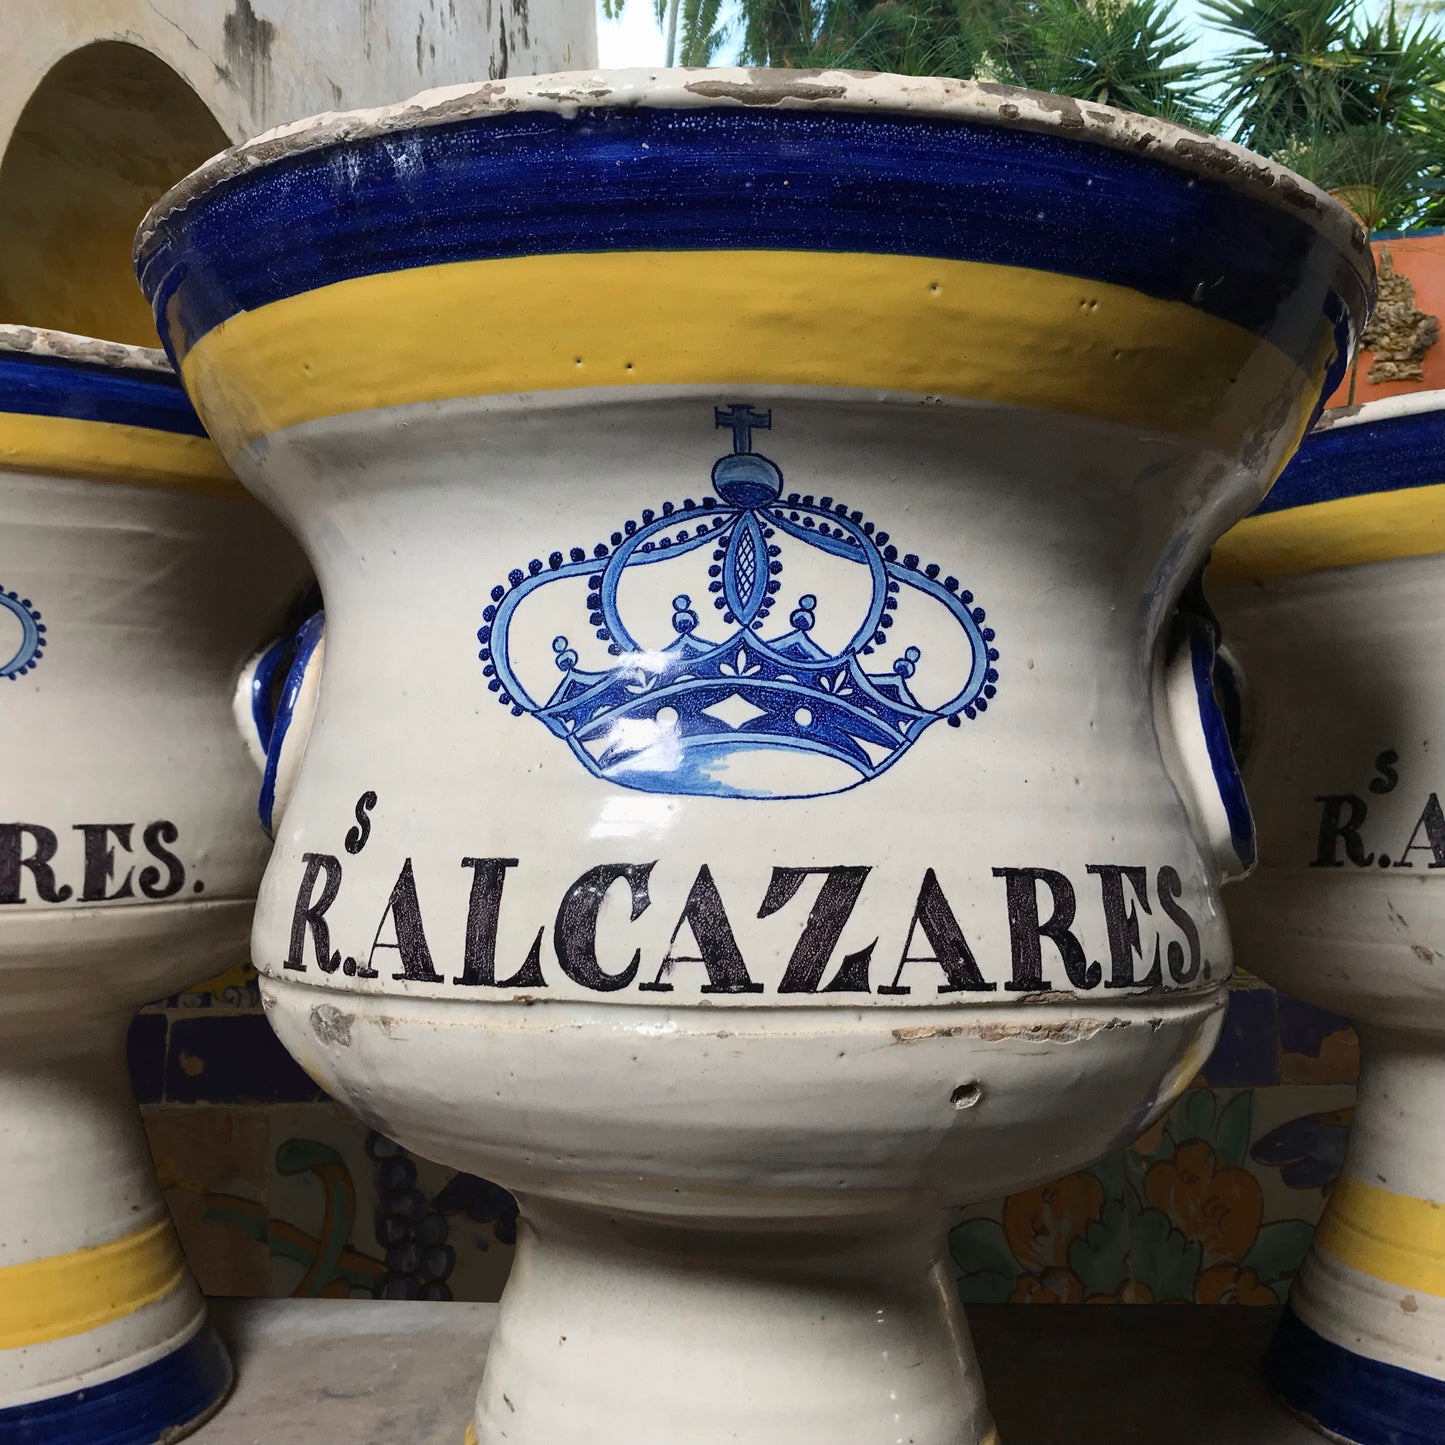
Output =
[
  {"x1": 137, "y1": 70, "x2": 1371, "y2": 1445},
  {"x1": 0, "y1": 327, "x2": 309, "y2": 1444},
  {"x1": 1212, "y1": 392, "x2": 1445, "y2": 1445}
]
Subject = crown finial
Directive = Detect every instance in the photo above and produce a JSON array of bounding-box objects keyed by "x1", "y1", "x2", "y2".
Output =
[
  {"x1": 712, "y1": 405, "x2": 782, "y2": 508},
  {"x1": 715, "y1": 404, "x2": 770, "y2": 453}
]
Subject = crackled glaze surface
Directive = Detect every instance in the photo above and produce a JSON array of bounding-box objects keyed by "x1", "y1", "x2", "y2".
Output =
[{"x1": 138, "y1": 71, "x2": 1370, "y2": 1445}]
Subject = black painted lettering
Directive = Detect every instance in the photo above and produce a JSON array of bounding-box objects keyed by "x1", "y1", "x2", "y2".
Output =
[
  {"x1": 369, "y1": 858, "x2": 443, "y2": 982},
  {"x1": 285, "y1": 852, "x2": 343, "y2": 972},
  {"x1": 759, "y1": 866, "x2": 875, "y2": 994},
  {"x1": 1089, "y1": 864, "x2": 1160, "y2": 990},
  {"x1": 457, "y1": 858, "x2": 518, "y2": 984},
  {"x1": 75, "y1": 823, "x2": 135, "y2": 902},
  {"x1": 644, "y1": 864, "x2": 763, "y2": 994},
  {"x1": 345, "y1": 791, "x2": 378, "y2": 854},
  {"x1": 0, "y1": 823, "x2": 72, "y2": 904},
  {"x1": 994, "y1": 867, "x2": 1093, "y2": 991},
  {"x1": 1156, "y1": 866, "x2": 1202, "y2": 984},
  {"x1": 555, "y1": 862, "x2": 654, "y2": 992},
  {"x1": 881, "y1": 868, "x2": 994, "y2": 995},
  {"x1": 138, "y1": 821, "x2": 186, "y2": 899},
  {"x1": 1311, "y1": 794, "x2": 1373, "y2": 867},
  {"x1": 1394, "y1": 793, "x2": 1445, "y2": 869},
  {"x1": 1369, "y1": 750, "x2": 1400, "y2": 796}
]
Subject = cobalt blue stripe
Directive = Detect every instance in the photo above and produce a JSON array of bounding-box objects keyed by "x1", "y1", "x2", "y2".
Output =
[
  {"x1": 0, "y1": 352, "x2": 205, "y2": 437},
  {"x1": 1256, "y1": 404, "x2": 1445, "y2": 515},
  {"x1": 258, "y1": 610, "x2": 324, "y2": 836},
  {"x1": 0, "y1": 1324, "x2": 230, "y2": 1445},
  {"x1": 139, "y1": 106, "x2": 1365, "y2": 372},
  {"x1": 1266, "y1": 1307, "x2": 1445, "y2": 1445},
  {"x1": 1188, "y1": 620, "x2": 1255, "y2": 871}
]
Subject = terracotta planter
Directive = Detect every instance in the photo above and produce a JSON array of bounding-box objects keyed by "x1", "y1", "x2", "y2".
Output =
[
  {"x1": 0, "y1": 327, "x2": 308, "y2": 1442},
  {"x1": 1213, "y1": 391, "x2": 1445, "y2": 1445},
  {"x1": 137, "y1": 69, "x2": 1370, "y2": 1445}
]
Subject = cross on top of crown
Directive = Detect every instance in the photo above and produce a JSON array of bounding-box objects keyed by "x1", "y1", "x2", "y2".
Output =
[{"x1": 715, "y1": 404, "x2": 771, "y2": 455}]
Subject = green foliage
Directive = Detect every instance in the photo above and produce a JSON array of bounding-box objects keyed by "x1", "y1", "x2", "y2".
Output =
[
  {"x1": 615, "y1": 0, "x2": 1445, "y2": 231},
  {"x1": 1206, "y1": 0, "x2": 1445, "y2": 229},
  {"x1": 734, "y1": 0, "x2": 1210, "y2": 122}
]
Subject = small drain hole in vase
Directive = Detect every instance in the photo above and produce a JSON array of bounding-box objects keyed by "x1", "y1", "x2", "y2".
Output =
[{"x1": 950, "y1": 1081, "x2": 984, "y2": 1111}]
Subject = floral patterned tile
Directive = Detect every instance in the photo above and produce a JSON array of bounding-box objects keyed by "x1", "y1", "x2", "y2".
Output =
[
  {"x1": 1247, "y1": 1083, "x2": 1356, "y2": 1217},
  {"x1": 1126, "y1": 1088, "x2": 1336, "y2": 1306},
  {"x1": 951, "y1": 1152, "x2": 1135, "y2": 1304},
  {"x1": 142, "y1": 1105, "x2": 271, "y2": 1297},
  {"x1": 261, "y1": 1106, "x2": 516, "y2": 1303}
]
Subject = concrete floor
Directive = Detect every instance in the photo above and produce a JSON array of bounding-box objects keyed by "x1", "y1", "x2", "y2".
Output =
[{"x1": 195, "y1": 1300, "x2": 1324, "y2": 1443}]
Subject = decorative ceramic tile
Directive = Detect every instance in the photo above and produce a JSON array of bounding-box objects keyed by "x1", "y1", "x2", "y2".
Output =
[
  {"x1": 1199, "y1": 987, "x2": 1280, "y2": 1087},
  {"x1": 1127, "y1": 1089, "x2": 1319, "y2": 1305},
  {"x1": 261, "y1": 1106, "x2": 518, "y2": 1303},
  {"x1": 1247, "y1": 1083, "x2": 1356, "y2": 1208},
  {"x1": 166, "y1": 958, "x2": 263, "y2": 1010},
  {"x1": 127, "y1": 1009, "x2": 168, "y2": 1104},
  {"x1": 164, "y1": 1013, "x2": 327, "y2": 1104},
  {"x1": 142, "y1": 1105, "x2": 271, "y2": 1296},
  {"x1": 951, "y1": 1152, "x2": 1135, "y2": 1304},
  {"x1": 262, "y1": 1105, "x2": 387, "y2": 1298},
  {"x1": 1276, "y1": 992, "x2": 1360, "y2": 1085}
]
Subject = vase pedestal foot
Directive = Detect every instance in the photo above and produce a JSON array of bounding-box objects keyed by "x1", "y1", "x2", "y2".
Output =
[
  {"x1": 472, "y1": 1200, "x2": 996, "y2": 1445},
  {"x1": 1267, "y1": 1028, "x2": 1445, "y2": 1445},
  {"x1": 0, "y1": 1009, "x2": 231, "y2": 1444}
]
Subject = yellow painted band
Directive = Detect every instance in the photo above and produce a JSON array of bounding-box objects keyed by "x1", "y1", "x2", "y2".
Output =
[
  {"x1": 464, "y1": 1422, "x2": 478, "y2": 1445},
  {"x1": 1210, "y1": 483, "x2": 1445, "y2": 580},
  {"x1": 0, "y1": 411, "x2": 242, "y2": 497},
  {"x1": 0, "y1": 1218, "x2": 187, "y2": 1349},
  {"x1": 179, "y1": 249, "x2": 1313, "y2": 458},
  {"x1": 1314, "y1": 1174, "x2": 1445, "y2": 1297}
]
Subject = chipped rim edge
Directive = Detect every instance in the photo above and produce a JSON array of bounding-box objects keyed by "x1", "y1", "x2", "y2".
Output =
[
  {"x1": 134, "y1": 66, "x2": 1371, "y2": 287},
  {"x1": 1314, "y1": 387, "x2": 1445, "y2": 433},
  {"x1": 0, "y1": 324, "x2": 173, "y2": 376}
]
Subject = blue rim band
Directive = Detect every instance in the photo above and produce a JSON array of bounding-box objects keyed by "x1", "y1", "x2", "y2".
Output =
[
  {"x1": 0, "y1": 1323, "x2": 231, "y2": 1445},
  {"x1": 1267, "y1": 1306, "x2": 1445, "y2": 1445},
  {"x1": 1256, "y1": 404, "x2": 1445, "y2": 516},
  {"x1": 139, "y1": 105, "x2": 1365, "y2": 388},
  {"x1": 0, "y1": 352, "x2": 205, "y2": 436}
]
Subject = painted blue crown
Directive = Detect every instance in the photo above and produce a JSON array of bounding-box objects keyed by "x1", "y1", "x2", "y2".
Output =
[{"x1": 478, "y1": 407, "x2": 998, "y2": 799}]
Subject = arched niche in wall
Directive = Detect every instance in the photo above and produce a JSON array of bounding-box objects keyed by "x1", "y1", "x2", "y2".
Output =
[{"x1": 0, "y1": 42, "x2": 229, "y2": 346}]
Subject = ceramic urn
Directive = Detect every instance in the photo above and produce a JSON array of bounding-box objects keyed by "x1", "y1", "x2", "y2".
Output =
[
  {"x1": 0, "y1": 326, "x2": 308, "y2": 1443},
  {"x1": 135, "y1": 70, "x2": 1372, "y2": 1445},
  {"x1": 1212, "y1": 391, "x2": 1445, "y2": 1445}
]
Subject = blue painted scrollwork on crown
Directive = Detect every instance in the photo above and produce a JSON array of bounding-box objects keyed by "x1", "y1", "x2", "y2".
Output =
[
  {"x1": 0, "y1": 588, "x2": 45, "y2": 680},
  {"x1": 478, "y1": 407, "x2": 999, "y2": 799}
]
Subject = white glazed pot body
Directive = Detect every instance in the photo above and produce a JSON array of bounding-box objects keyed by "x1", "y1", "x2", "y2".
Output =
[
  {"x1": 0, "y1": 329, "x2": 308, "y2": 1442},
  {"x1": 137, "y1": 70, "x2": 1372, "y2": 1445},
  {"x1": 1213, "y1": 393, "x2": 1445, "y2": 1445}
]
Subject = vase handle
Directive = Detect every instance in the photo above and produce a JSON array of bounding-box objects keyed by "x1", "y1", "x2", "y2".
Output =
[
  {"x1": 1160, "y1": 582, "x2": 1255, "y2": 884},
  {"x1": 232, "y1": 611, "x2": 325, "y2": 836}
]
